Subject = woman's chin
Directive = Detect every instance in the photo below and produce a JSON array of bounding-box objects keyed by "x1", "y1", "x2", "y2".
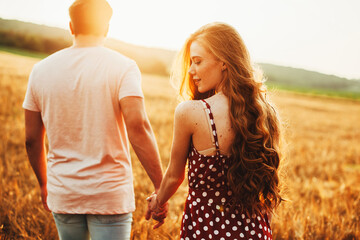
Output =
[
  {"x1": 198, "y1": 88, "x2": 212, "y2": 94},
  {"x1": 197, "y1": 87, "x2": 205, "y2": 93}
]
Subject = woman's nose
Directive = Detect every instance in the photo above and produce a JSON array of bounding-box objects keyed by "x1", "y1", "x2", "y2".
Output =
[{"x1": 188, "y1": 64, "x2": 195, "y2": 75}]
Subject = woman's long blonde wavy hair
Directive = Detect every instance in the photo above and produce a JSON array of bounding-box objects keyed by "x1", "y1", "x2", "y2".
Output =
[{"x1": 171, "y1": 22, "x2": 283, "y2": 216}]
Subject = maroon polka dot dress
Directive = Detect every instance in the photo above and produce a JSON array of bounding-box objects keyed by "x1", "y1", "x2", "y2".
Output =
[{"x1": 180, "y1": 99, "x2": 273, "y2": 240}]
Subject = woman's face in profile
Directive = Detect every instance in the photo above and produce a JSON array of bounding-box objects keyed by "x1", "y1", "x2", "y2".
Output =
[{"x1": 188, "y1": 41, "x2": 225, "y2": 93}]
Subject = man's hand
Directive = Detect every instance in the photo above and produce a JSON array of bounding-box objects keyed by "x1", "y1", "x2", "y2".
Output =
[
  {"x1": 146, "y1": 194, "x2": 168, "y2": 229},
  {"x1": 145, "y1": 192, "x2": 156, "y2": 221},
  {"x1": 40, "y1": 185, "x2": 51, "y2": 212}
]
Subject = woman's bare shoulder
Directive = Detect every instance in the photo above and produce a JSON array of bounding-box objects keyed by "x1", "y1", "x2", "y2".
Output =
[
  {"x1": 174, "y1": 100, "x2": 203, "y2": 125},
  {"x1": 175, "y1": 100, "x2": 203, "y2": 114}
]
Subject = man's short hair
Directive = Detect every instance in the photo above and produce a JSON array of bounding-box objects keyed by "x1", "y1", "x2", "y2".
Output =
[{"x1": 69, "y1": 0, "x2": 113, "y2": 36}]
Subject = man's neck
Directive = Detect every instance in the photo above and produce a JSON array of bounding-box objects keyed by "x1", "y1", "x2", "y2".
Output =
[{"x1": 73, "y1": 34, "x2": 105, "y2": 48}]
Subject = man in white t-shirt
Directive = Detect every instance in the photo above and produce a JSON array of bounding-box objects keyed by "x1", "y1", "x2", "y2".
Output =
[{"x1": 23, "y1": 0, "x2": 166, "y2": 239}]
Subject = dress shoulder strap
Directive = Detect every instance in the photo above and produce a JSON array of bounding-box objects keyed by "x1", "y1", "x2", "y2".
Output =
[{"x1": 201, "y1": 99, "x2": 220, "y2": 156}]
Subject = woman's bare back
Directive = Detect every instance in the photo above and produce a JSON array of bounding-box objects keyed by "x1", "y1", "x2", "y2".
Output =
[{"x1": 190, "y1": 93, "x2": 235, "y2": 156}]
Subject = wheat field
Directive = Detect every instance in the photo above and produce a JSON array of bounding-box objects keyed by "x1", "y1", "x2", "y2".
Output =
[{"x1": 0, "y1": 51, "x2": 359, "y2": 240}]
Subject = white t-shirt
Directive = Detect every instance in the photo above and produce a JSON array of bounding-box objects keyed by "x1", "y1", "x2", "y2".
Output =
[{"x1": 23, "y1": 46, "x2": 143, "y2": 214}]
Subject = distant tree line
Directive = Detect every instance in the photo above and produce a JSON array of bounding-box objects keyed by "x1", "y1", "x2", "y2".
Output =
[
  {"x1": 0, "y1": 30, "x2": 72, "y2": 54},
  {"x1": 0, "y1": 30, "x2": 170, "y2": 76}
]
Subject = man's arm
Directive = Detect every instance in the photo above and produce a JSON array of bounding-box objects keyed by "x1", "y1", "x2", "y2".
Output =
[
  {"x1": 120, "y1": 97, "x2": 163, "y2": 190},
  {"x1": 24, "y1": 109, "x2": 50, "y2": 211}
]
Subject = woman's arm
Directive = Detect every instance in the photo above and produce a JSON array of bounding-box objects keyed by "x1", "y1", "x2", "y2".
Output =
[{"x1": 155, "y1": 101, "x2": 194, "y2": 206}]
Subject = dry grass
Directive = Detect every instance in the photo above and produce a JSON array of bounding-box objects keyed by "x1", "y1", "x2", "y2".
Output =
[{"x1": 0, "y1": 51, "x2": 359, "y2": 240}]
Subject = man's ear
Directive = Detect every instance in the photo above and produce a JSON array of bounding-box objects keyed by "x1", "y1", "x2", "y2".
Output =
[
  {"x1": 104, "y1": 24, "x2": 109, "y2": 37},
  {"x1": 69, "y1": 21, "x2": 74, "y2": 35}
]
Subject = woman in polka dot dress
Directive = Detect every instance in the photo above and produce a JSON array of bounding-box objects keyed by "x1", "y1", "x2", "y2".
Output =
[{"x1": 146, "y1": 22, "x2": 283, "y2": 240}]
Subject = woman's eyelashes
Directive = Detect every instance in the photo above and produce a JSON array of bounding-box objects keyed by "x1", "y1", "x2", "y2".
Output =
[{"x1": 191, "y1": 57, "x2": 201, "y2": 65}]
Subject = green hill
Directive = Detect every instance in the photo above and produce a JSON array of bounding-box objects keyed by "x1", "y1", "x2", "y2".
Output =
[
  {"x1": 260, "y1": 63, "x2": 360, "y2": 99},
  {"x1": 0, "y1": 18, "x2": 174, "y2": 75},
  {"x1": 1, "y1": 18, "x2": 359, "y2": 99}
]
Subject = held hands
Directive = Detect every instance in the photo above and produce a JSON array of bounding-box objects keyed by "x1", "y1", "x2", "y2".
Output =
[{"x1": 145, "y1": 193, "x2": 168, "y2": 229}]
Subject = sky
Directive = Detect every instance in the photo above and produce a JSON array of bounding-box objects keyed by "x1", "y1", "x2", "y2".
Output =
[{"x1": 0, "y1": 0, "x2": 359, "y2": 79}]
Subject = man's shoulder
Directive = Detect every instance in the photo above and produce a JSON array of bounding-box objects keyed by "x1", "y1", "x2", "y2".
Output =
[
  {"x1": 99, "y1": 47, "x2": 134, "y2": 63},
  {"x1": 34, "y1": 47, "x2": 72, "y2": 68},
  {"x1": 36, "y1": 46, "x2": 136, "y2": 69},
  {"x1": 91, "y1": 47, "x2": 139, "y2": 72}
]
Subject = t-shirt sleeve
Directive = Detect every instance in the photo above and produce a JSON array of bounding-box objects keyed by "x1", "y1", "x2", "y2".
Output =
[
  {"x1": 22, "y1": 65, "x2": 41, "y2": 112},
  {"x1": 118, "y1": 61, "x2": 144, "y2": 100}
]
